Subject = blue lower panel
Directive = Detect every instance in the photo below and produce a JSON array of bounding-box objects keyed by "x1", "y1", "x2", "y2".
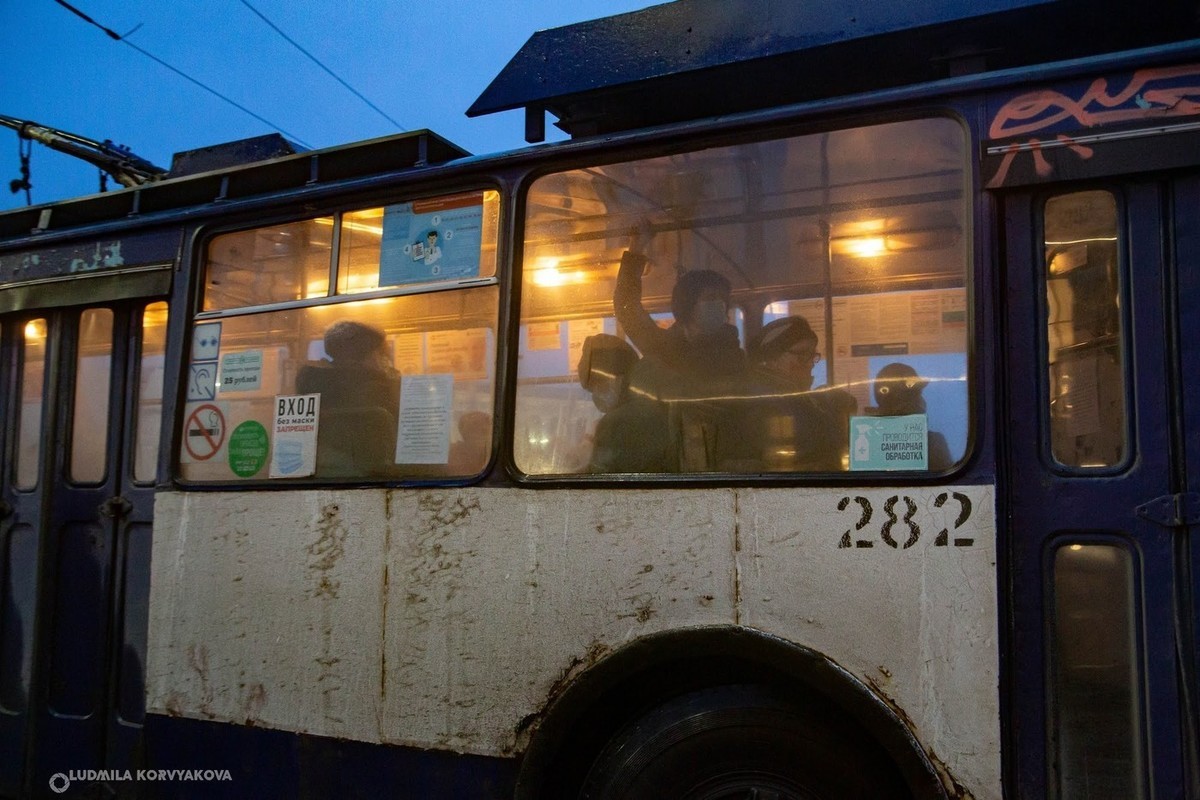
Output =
[{"x1": 144, "y1": 714, "x2": 517, "y2": 799}]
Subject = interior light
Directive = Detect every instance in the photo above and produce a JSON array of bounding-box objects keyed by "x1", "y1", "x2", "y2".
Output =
[
  {"x1": 24, "y1": 320, "x2": 47, "y2": 340},
  {"x1": 314, "y1": 217, "x2": 384, "y2": 237},
  {"x1": 838, "y1": 237, "x2": 887, "y2": 258},
  {"x1": 528, "y1": 255, "x2": 615, "y2": 287}
]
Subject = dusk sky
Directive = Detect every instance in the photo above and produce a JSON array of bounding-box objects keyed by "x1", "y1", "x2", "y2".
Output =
[{"x1": 0, "y1": 0, "x2": 661, "y2": 212}]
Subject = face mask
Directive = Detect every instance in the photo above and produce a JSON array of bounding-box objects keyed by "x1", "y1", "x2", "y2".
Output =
[
  {"x1": 691, "y1": 300, "x2": 728, "y2": 334},
  {"x1": 591, "y1": 380, "x2": 624, "y2": 413}
]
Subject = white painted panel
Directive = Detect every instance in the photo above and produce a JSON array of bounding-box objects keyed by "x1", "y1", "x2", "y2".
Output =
[
  {"x1": 148, "y1": 484, "x2": 998, "y2": 797},
  {"x1": 381, "y1": 488, "x2": 736, "y2": 751},
  {"x1": 148, "y1": 490, "x2": 387, "y2": 739},
  {"x1": 738, "y1": 486, "x2": 999, "y2": 796}
]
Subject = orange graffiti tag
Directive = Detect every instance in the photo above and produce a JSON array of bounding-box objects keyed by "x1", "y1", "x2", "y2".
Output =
[{"x1": 987, "y1": 65, "x2": 1200, "y2": 184}]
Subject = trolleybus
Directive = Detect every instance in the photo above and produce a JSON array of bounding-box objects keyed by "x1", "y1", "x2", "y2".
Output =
[{"x1": 1, "y1": 0, "x2": 1199, "y2": 797}]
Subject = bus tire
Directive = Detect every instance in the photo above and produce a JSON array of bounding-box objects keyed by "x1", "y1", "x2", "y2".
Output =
[{"x1": 578, "y1": 684, "x2": 911, "y2": 800}]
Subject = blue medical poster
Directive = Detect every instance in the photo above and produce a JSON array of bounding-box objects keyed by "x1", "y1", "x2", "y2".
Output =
[
  {"x1": 379, "y1": 192, "x2": 484, "y2": 285},
  {"x1": 848, "y1": 414, "x2": 929, "y2": 471}
]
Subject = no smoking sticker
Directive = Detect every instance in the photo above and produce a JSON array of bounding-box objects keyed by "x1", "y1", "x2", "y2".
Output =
[{"x1": 182, "y1": 403, "x2": 226, "y2": 462}]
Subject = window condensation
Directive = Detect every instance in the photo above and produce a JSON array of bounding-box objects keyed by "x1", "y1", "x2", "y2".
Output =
[
  {"x1": 71, "y1": 308, "x2": 113, "y2": 483},
  {"x1": 1050, "y1": 543, "x2": 1144, "y2": 799},
  {"x1": 1044, "y1": 191, "x2": 1126, "y2": 468},
  {"x1": 184, "y1": 191, "x2": 500, "y2": 483},
  {"x1": 515, "y1": 118, "x2": 970, "y2": 476}
]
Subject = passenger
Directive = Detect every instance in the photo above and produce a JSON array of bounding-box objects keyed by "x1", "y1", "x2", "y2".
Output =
[
  {"x1": 870, "y1": 362, "x2": 952, "y2": 471},
  {"x1": 614, "y1": 226, "x2": 745, "y2": 378},
  {"x1": 577, "y1": 333, "x2": 675, "y2": 473},
  {"x1": 747, "y1": 316, "x2": 856, "y2": 471},
  {"x1": 296, "y1": 320, "x2": 401, "y2": 476},
  {"x1": 614, "y1": 227, "x2": 753, "y2": 471}
]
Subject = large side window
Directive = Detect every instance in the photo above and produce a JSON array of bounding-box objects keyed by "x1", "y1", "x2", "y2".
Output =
[
  {"x1": 179, "y1": 190, "x2": 500, "y2": 482},
  {"x1": 515, "y1": 118, "x2": 970, "y2": 476}
]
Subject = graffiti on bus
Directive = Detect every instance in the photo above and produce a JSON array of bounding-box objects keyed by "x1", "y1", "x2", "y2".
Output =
[{"x1": 986, "y1": 64, "x2": 1200, "y2": 185}]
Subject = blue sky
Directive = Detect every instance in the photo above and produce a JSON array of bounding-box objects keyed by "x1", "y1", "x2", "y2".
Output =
[{"x1": 0, "y1": 0, "x2": 660, "y2": 212}]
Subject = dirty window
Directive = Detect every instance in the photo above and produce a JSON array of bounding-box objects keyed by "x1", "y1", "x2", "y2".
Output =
[
  {"x1": 515, "y1": 118, "x2": 970, "y2": 476},
  {"x1": 182, "y1": 190, "x2": 500, "y2": 483}
]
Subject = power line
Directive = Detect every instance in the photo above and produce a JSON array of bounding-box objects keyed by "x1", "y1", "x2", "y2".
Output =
[
  {"x1": 237, "y1": 0, "x2": 406, "y2": 131},
  {"x1": 52, "y1": 0, "x2": 314, "y2": 149}
]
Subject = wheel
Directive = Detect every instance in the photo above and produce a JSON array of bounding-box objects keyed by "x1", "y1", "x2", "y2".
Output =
[{"x1": 579, "y1": 684, "x2": 910, "y2": 800}]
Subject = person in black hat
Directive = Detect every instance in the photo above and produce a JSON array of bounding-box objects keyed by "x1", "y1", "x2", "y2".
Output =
[
  {"x1": 746, "y1": 315, "x2": 856, "y2": 471},
  {"x1": 870, "y1": 361, "x2": 953, "y2": 471}
]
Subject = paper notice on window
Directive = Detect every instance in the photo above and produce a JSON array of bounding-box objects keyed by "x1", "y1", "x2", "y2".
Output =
[
  {"x1": 527, "y1": 322, "x2": 562, "y2": 351},
  {"x1": 270, "y1": 394, "x2": 320, "y2": 478},
  {"x1": 395, "y1": 373, "x2": 453, "y2": 464}
]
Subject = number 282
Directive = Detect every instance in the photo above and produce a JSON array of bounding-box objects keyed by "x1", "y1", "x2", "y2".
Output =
[{"x1": 837, "y1": 492, "x2": 974, "y2": 549}]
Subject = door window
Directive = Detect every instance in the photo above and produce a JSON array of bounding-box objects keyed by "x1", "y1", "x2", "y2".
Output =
[
  {"x1": 1043, "y1": 191, "x2": 1127, "y2": 468},
  {"x1": 15, "y1": 319, "x2": 47, "y2": 490},
  {"x1": 70, "y1": 309, "x2": 114, "y2": 483},
  {"x1": 133, "y1": 302, "x2": 169, "y2": 483}
]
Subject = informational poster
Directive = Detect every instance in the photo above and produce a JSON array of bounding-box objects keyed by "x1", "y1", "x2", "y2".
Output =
[
  {"x1": 849, "y1": 414, "x2": 929, "y2": 471},
  {"x1": 426, "y1": 329, "x2": 489, "y2": 380},
  {"x1": 527, "y1": 322, "x2": 562, "y2": 351},
  {"x1": 831, "y1": 288, "x2": 966, "y2": 409},
  {"x1": 395, "y1": 374, "x2": 453, "y2": 464},
  {"x1": 393, "y1": 332, "x2": 426, "y2": 375},
  {"x1": 379, "y1": 192, "x2": 484, "y2": 286},
  {"x1": 270, "y1": 394, "x2": 320, "y2": 478},
  {"x1": 227, "y1": 420, "x2": 269, "y2": 478},
  {"x1": 218, "y1": 349, "x2": 262, "y2": 393}
]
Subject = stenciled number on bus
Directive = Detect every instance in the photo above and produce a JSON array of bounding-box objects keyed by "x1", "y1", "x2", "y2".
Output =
[{"x1": 837, "y1": 491, "x2": 973, "y2": 549}]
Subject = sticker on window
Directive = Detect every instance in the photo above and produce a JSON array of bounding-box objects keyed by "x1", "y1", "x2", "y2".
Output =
[{"x1": 379, "y1": 193, "x2": 484, "y2": 285}]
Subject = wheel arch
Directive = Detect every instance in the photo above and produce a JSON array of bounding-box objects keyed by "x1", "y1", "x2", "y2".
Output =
[{"x1": 513, "y1": 625, "x2": 950, "y2": 799}]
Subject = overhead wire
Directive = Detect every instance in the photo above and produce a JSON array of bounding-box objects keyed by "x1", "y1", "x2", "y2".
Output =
[
  {"x1": 51, "y1": 0, "x2": 314, "y2": 148},
  {"x1": 237, "y1": 0, "x2": 406, "y2": 131}
]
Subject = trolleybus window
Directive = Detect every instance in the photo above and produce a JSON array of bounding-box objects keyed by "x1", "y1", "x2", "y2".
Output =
[
  {"x1": 134, "y1": 301, "x2": 169, "y2": 483},
  {"x1": 15, "y1": 319, "x2": 47, "y2": 490},
  {"x1": 1043, "y1": 190, "x2": 1126, "y2": 469},
  {"x1": 70, "y1": 308, "x2": 114, "y2": 483},
  {"x1": 179, "y1": 190, "x2": 500, "y2": 482},
  {"x1": 1050, "y1": 542, "x2": 1143, "y2": 798},
  {"x1": 515, "y1": 117, "x2": 970, "y2": 475}
]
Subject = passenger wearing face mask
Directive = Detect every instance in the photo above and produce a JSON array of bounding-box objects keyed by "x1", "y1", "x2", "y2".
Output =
[
  {"x1": 613, "y1": 226, "x2": 746, "y2": 380},
  {"x1": 577, "y1": 334, "x2": 675, "y2": 473},
  {"x1": 613, "y1": 228, "x2": 762, "y2": 471}
]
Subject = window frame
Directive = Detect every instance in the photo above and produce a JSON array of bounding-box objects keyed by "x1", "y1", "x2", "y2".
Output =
[
  {"x1": 176, "y1": 184, "x2": 506, "y2": 487},
  {"x1": 1035, "y1": 184, "x2": 1135, "y2": 477},
  {"x1": 507, "y1": 112, "x2": 977, "y2": 485}
]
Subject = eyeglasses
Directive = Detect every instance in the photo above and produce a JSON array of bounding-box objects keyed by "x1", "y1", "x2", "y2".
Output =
[{"x1": 784, "y1": 347, "x2": 821, "y2": 366}]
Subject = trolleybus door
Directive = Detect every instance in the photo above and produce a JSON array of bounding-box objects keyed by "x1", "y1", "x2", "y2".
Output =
[
  {"x1": 1004, "y1": 178, "x2": 1196, "y2": 799},
  {"x1": 0, "y1": 313, "x2": 52, "y2": 798},
  {"x1": 0, "y1": 302, "x2": 163, "y2": 796}
]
